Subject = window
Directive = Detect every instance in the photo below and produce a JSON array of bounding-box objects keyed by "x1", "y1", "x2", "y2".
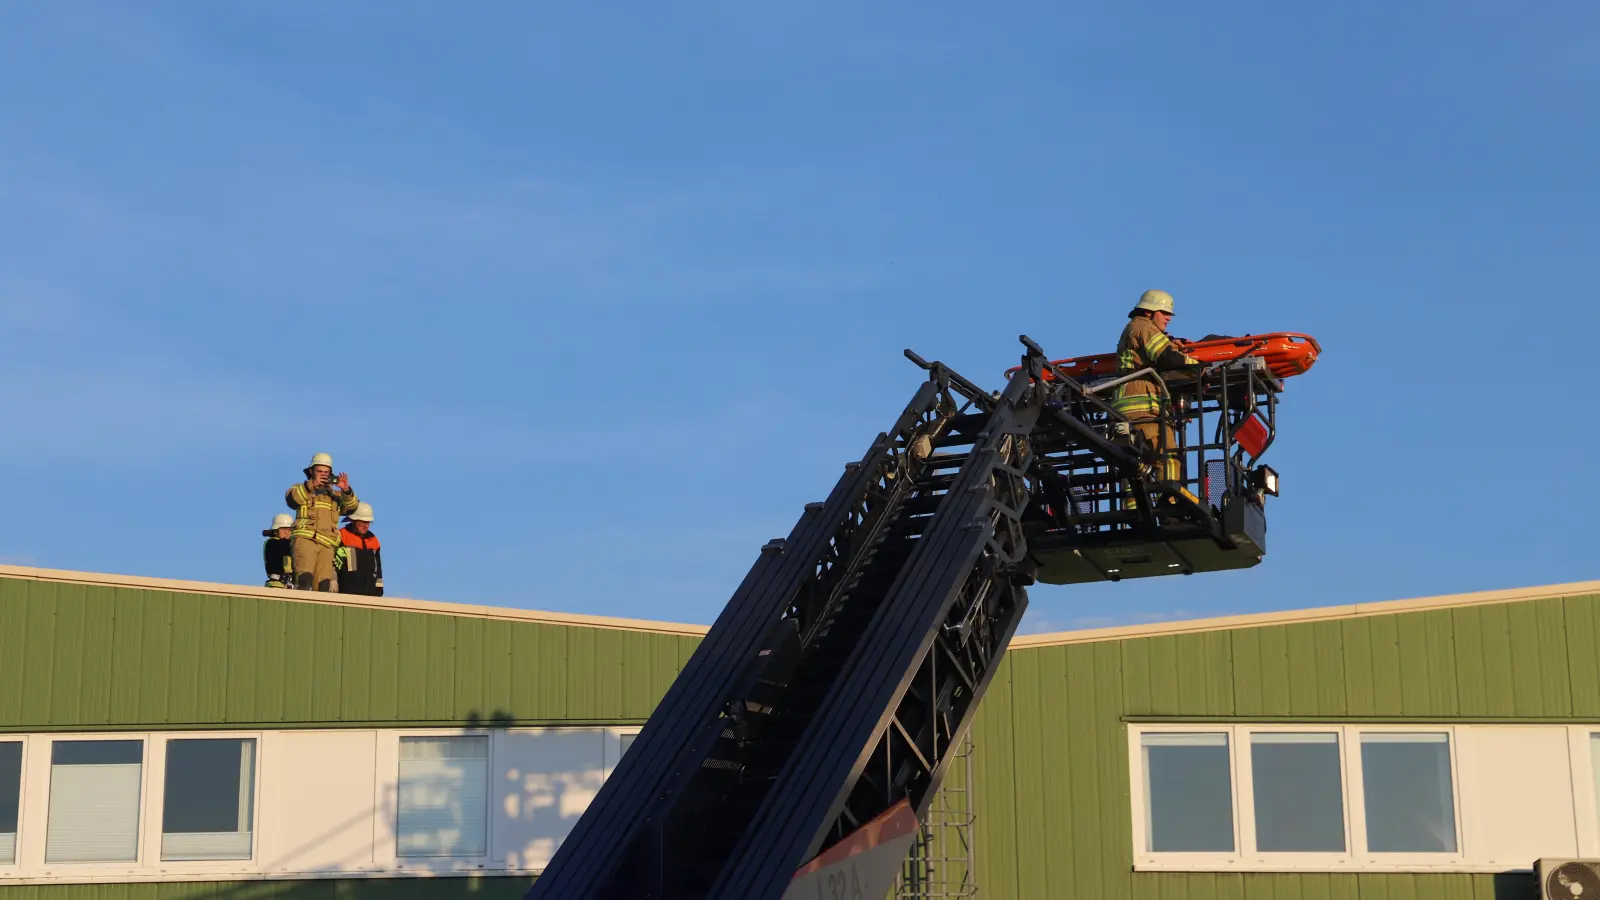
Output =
[
  {"x1": 0, "y1": 742, "x2": 20, "y2": 865},
  {"x1": 0, "y1": 726, "x2": 621, "y2": 882},
  {"x1": 1250, "y1": 733, "x2": 1345, "y2": 853},
  {"x1": 162, "y1": 738, "x2": 256, "y2": 861},
  {"x1": 396, "y1": 735, "x2": 489, "y2": 858},
  {"x1": 1141, "y1": 733, "x2": 1234, "y2": 852},
  {"x1": 1359, "y1": 733, "x2": 1456, "y2": 853},
  {"x1": 1129, "y1": 723, "x2": 1600, "y2": 873},
  {"x1": 45, "y1": 740, "x2": 144, "y2": 863},
  {"x1": 1591, "y1": 732, "x2": 1600, "y2": 836}
]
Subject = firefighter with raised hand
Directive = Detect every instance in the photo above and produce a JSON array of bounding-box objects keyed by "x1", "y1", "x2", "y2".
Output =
[
  {"x1": 334, "y1": 503, "x2": 384, "y2": 597},
  {"x1": 262, "y1": 513, "x2": 296, "y2": 588},
  {"x1": 1112, "y1": 289, "x2": 1198, "y2": 490},
  {"x1": 284, "y1": 452, "x2": 359, "y2": 591}
]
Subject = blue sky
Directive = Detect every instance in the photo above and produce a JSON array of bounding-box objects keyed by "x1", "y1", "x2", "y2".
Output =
[{"x1": 1, "y1": 2, "x2": 1595, "y2": 632}]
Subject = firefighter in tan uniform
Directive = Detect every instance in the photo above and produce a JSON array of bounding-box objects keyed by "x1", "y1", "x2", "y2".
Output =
[
  {"x1": 284, "y1": 452, "x2": 359, "y2": 591},
  {"x1": 1112, "y1": 290, "x2": 1198, "y2": 491}
]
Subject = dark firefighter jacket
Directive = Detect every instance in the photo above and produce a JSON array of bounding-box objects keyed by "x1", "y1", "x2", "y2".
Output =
[
  {"x1": 335, "y1": 526, "x2": 384, "y2": 596},
  {"x1": 262, "y1": 535, "x2": 294, "y2": 588}
]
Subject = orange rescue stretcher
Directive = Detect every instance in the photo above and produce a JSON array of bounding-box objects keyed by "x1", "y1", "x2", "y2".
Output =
[{"x1": 1008, "y1": 332, "x2": 1322, "y2": 383}]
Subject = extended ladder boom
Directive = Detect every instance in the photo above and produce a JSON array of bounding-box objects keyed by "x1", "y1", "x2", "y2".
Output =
[{"x1": 527, "y1": 335, "x2": 1290, "y2": 899}]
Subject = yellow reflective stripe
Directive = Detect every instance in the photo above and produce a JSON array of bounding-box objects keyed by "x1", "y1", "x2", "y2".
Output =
[
  {"x1": 1146, "y1": 332, "x2": 1170, "y2": 359},
  {"x1": 1111, "y1": 395, "x2": 1162, "y2": 414}
]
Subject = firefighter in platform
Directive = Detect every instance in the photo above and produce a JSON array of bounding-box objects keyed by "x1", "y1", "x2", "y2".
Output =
[
  {"x1": 262, "y1": 513, "x2": 296, "y2": 588},
  {"x1": 284, "y1": 452, "x2": 359, "y2": 591},
  {"x1": 1113, "y1": 289, "x2": 1198, "y2": 490},
  {"x1": 334, "y1": 502, "x2": 384, "y2": 597}
]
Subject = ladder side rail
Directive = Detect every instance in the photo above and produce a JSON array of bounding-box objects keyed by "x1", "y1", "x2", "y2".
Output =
[
  {"x1": 629, "y1": 435, "x2": 946, "y2": 896},
  {"x1": 793, "y1": 394, "x2": 959, "y2": 651},
  {"x1": 776, "y1": 364, "x2": 1045, "y2": 860},
  {"x1": 528, "y1": 379, "x2": 948, "y2": 899},
  {"x1": 713, "y1": 422, "x2": 1030, "y2": 899},
  {"x1": 709, "y1": 457, "x2": 1001, "y2": 899},
  {"x1": 859, "y1": 489, "x2": 1030, "y2": 833},
  {"x1": 525, "y1": 462, "x2": 870, "y2": 899},
  {"x1": 808, "y1": 401, "x2": 1039, "y2": 849},
  {"x1": 707, "y1": 375, "x2": 1042, "y2": 899},
  {"x1": 905, "y1": 570, "x2": 1027, "y2": 823}
]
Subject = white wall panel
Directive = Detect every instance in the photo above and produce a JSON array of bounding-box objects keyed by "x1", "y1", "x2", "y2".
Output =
[
  {"x1": 1462, "y1": 726, "x2": 1577, "y2": 866},
  {"x1": 258, "y1": 731, "x2": 377, "y2": 874},
  {"x1": 493, "y1": 729, "x2": 606, "y2": 871}
]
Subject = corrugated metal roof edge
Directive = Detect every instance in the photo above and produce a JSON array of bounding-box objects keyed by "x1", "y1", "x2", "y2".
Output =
[
  {"x1": 0, "y1": 563, "x2": 709, "y2": 637},
  {"x1": 1008, "y1": 577, "x2": 1600, "y2": 649},
  {"x1": 4, "y1": 564, "x2": 1594, "y2": 650}
]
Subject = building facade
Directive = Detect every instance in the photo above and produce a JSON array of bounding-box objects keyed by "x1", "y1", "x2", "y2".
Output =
[
  {"x1": 0, "y1": 564, "x2": 1596, "y2": 899},
  {"x1": 969, "y1": 578, "x2": 1600, "y2": 900},
  {"x1": 0, "y1": 565, "x2": 702, "y2": 899}
]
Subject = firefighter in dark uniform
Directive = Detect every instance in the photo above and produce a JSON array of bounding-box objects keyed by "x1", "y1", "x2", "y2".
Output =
[
  {"x1": 262, "y1": 514, "x2": 296, "y2": 588},
  {"x1": 334, "y1": 503, "x2": 384, "y2": 596}
]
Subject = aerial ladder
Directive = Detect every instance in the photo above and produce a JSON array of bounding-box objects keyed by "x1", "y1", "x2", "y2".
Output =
[{"x1": 526, "y1": 333, "x2": 1309, "y2": 900}]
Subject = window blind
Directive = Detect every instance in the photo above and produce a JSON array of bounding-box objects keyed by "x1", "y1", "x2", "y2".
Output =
[
  {"x1": 45, "y1": 741, "x2": 143, "y2": 863},
  {"x1": 0, "y1": 741, "x2": 20, "y2": 865},
  {"x1": 397, "y1": 736, "x2": 489, "y2": 858}
]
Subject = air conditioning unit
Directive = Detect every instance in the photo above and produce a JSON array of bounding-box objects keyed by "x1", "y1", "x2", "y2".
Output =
[{"x1": 1537, "y1": 858, "x2": 1600, "y2": 899}]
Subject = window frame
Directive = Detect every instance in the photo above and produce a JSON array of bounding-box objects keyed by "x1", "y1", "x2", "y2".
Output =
[
  {"x1": 1129, "y1": 723, "x2": 1471, "y2": 872},
  {"x1": 155, "y1": 734, "x2": 262, "y2": 865},
  {"x1": 2, "y1": 725, "x2": 634, "y2": 885},
  {"x1": 1236, "y1": 726, "x2": 1355, "y2": 866},
  {"x1": 33, "y1": 734, "x2": 150, "y2": 873},
  {"x1": 0, "y1": 737, "x2": 26, "y2": 873},
  {"x1": 1574, "y1": 729, "x2": 1600, "y2": 856},
  {"x1": 1346, "y1": 726, "x2": 1464, "y2": 867},
  {"x1": 376, "y1": 728, "x2": 496, "y2": 873},
  {"x1": 608, "y1": 726, "x2": 642, "y2": 772},
  {"x1": 1131, "y1": 727, "x2": 1241, "y2": 863},
  {"x1": 15, "y1": 731, "x2": 268, "y2": 880}
]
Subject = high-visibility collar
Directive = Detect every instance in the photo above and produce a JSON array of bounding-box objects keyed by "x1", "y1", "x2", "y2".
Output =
[{"x1": 341, "y1": 527, "x2": 380, "y2": 550}]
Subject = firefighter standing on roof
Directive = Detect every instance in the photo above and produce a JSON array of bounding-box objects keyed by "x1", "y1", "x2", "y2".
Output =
[
  {"x1": 334, "y1": 503, "x2": 384, "y2": 597},
  {"x1": 262, "y1": 513, "x2": 296, "y2": 588},
  {"x1": 285, "y1": 453, "x2": 359, "y2": 591},
  {"x1": 1113, "y1": 290, "x2": 1198, "y2": 486}
]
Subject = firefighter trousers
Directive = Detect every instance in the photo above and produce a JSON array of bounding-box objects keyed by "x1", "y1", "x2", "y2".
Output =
[
  {"x1": 291, "y1": 537, "x2": 337, "y2": 592},
  {"x1": 1132, "y1": 419, "x2": 1182, "y2": 482},
  {"x1": 1123, "y1": 416, "x2": 1183, "y2": 510}
]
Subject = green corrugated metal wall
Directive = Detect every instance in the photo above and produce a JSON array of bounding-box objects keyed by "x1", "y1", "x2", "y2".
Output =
[
  {"x1": 968, "y1": 589, "x2": 1600, "y2": 900},
  {"x1": 0, "y1": 575, "x2": 700, "y2": 731}
]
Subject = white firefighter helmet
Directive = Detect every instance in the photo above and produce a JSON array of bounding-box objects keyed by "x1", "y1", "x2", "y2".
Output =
[
  {"x1": 308, "y1": 452, "x2": 334, "y2": 470},
  {"x1": 271, "y1": 513, "x2": 294, "y2": 530},
  {"x1": 1131, "y1": 289, "x2": 1175, "y2": 316},
  {"x1": 349, "y1": 503, "x2": 374, "y2": 522}
]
